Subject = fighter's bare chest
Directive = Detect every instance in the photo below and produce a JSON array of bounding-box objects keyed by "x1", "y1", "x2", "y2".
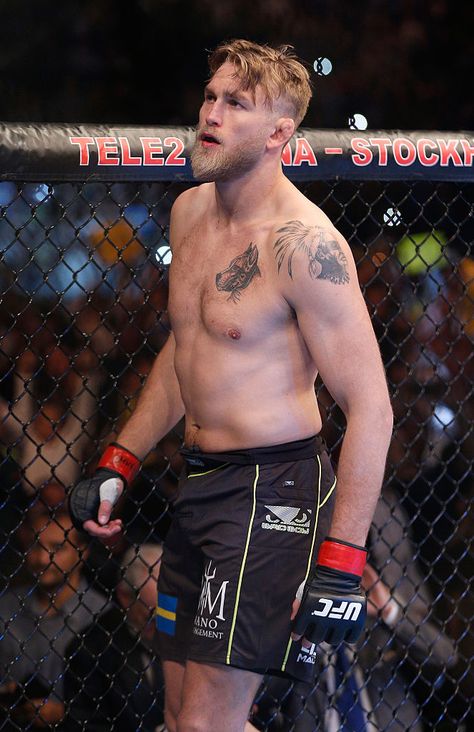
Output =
[{"x1": 168, "y1": 233, "x2": 284, "y2": 338}]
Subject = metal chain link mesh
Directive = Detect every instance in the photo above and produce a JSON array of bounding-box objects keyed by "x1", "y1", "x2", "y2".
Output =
[{"x1": 0, "y1": 176, "x2": 472, "y2": 731}]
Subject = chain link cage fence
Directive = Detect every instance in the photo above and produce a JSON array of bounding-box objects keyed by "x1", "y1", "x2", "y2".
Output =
[{"x1": 0, "y1": 126, "x2": 473, "y2": 731}]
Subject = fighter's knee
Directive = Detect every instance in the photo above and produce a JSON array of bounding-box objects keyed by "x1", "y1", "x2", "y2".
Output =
[
  {"x1": 164, "y1": 707, "x2": 178, "y2": 732},
  {"x1": 176, "y1": 711, "x2": 208, "y2": 732}
]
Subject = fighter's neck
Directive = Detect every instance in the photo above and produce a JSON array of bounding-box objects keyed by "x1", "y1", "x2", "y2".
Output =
[{"x1": 211, "y1": 167, "x2": 289, "y2": 226}]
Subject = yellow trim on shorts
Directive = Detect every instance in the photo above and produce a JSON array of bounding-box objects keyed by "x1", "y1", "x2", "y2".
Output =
[
  {"x1": 187, "y1": 463, "x2": 230, "y2": 478},
  {"x1": 318, "y1": 476, "x2": 337, "y2": 509},
  {"x1": 280, "y1": 454, "x2": 322, "y2": 672},
  {"x1": 226, "y1": 464, "x2": 259, "y2": 665},
  {"x1": 155, "y1": 606, "x2": 176, "y2": 621}
]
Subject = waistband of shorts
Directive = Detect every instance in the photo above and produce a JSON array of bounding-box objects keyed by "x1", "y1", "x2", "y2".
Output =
[{"x1": 180, "y1": 434, "x2": 323, "y2": 468}]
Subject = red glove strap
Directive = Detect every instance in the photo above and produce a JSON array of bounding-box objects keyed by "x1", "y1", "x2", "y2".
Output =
[
  {"x1": 98, "y1": 443, "x2": 141, "y2": 484},
  {"x1": 317, "y1": 539, "x2": 367, "y2": 577}
]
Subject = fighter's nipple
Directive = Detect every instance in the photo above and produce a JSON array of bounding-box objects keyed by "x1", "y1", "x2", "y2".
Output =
[{"x1": 227, "y1": 328, "x2": 241, "y2": 340}]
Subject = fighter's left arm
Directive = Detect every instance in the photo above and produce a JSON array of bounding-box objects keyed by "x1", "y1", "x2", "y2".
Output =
[{"x1": 274, "y1": 219, "x2": 393, "y2": 546}]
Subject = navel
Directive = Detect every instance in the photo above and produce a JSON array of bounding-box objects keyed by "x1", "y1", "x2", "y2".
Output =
[{"x1": 227, "y1": 328, "x2": 241, "y2": 340}]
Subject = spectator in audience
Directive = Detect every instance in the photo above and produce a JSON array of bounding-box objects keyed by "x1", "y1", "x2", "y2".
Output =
[
  {"x1": 0, "y1": 487, "x2": 107, "y2": 730},
  {"x1": 1, "y1": 348, "x2": 103, "y2": 495},
  {"x1": 387, "y1": 334, "x2": 463, "y2": 602},
  {"x1": 64, "y1": 542, "x2": 166, "y2": 732}
]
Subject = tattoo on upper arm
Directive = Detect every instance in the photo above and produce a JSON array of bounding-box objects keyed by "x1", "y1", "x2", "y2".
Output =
[
  {"x1": 273, "y1": 220, "x2": 350, "y2": 284},
  {"x1": 215, "y1": 243, "x2": 261, "y2": 302}
]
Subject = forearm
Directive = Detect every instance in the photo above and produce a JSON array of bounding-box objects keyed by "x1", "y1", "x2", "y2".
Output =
[
  {"x1": 69, "y1": 337, "x2": 185, "y2": 535},
  {"x1": 329, "y1": 405, "x2": 393, "y2": 545},
  {"x1": 114, "y1": 334, "x2": 185, "y2": 460}
]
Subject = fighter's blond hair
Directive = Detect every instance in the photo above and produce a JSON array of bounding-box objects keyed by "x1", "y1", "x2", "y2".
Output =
[{"x1": 208, "y1": 39, "x2": 312, "y2": 128}]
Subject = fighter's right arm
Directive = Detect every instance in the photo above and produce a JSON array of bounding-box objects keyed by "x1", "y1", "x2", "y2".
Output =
[
  {"x1": 115, "y1": 189, "x2": 189, "y2": 457},
  {"x1": 69, "y1": 197, "x2": 187, "y2": 538},
  {"x1": 69, "y1": 331, "x2": 185, "y2": 539},
  {"x1": 115, "y1": 331, "x2": 184, "y2": 459}
]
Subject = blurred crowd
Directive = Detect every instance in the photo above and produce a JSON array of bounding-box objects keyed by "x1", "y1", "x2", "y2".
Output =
[
  {"x1": 0, "y1": 0, "x2": 472, "y2": 131},
  {"x1": 0, "y1": 175, "x2": 473, "y2": 730}
]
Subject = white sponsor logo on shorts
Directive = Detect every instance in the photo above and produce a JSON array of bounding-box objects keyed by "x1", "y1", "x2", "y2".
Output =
[
  {"x1": 261, "y1": 505, "x2": 312, "y2": 534},
  {"x1": 193, "y1": 560, "x2": 229, "y2": 640},
  {"x1": 297, "y1": 642, "x2": 317, "y2": 665}
]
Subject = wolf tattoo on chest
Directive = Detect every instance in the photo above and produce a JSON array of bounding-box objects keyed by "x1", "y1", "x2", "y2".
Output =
[{"x1": 215, "y1": 243, "x2": 261, "y2": 302}]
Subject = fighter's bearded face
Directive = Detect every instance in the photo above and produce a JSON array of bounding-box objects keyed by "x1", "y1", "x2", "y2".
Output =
[{"x1": 191, "y1": 61, "x2": 276, "y2": 182}]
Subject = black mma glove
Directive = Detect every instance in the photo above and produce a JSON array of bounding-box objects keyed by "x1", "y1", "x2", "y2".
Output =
[
  {"x1": 292, "y1": 537, "x2": 367, "y2": 644},
  {"x1": 69, "y1": 442, "x2": 141, "y2": 532}
]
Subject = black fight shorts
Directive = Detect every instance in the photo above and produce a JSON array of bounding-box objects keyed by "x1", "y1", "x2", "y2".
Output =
[{"x1": 156, "y1": 435, "x2": 336, "y2": 682}]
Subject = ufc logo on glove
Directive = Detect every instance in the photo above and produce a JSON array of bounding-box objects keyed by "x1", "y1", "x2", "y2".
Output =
[
  {"x1": 312, "y1": 598, "x2": 363, "y2": 622},
  {"x1": 292, "y1": 537, "x2": 367, "y2": 644}
]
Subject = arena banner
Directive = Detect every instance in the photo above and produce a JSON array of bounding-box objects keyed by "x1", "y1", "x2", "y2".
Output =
[{"x1": 0, "y1": 123, "x2": 473, "y2": 182}]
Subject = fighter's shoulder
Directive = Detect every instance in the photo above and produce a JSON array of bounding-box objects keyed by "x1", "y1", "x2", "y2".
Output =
[
  {"x1": 266, "y1": 201, "x2": 349, "y2": 264},
  {"x1": 266, "y1": 202, "x2": 356, "y2": 299},
  {"x1": 169, "y1": 184, "x2": 211, "y2": 245},
  {"x1": 171, "y1": 183, "x2": 211, "y2": 219}
]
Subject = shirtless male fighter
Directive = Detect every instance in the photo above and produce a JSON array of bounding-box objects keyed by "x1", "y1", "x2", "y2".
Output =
[{"x1": 70, "y1": 39, "x2": 393, "y2": 732}]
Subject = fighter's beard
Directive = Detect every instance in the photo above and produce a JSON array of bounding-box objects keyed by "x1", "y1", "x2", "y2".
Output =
[{"x1": 190, "y1": 133, "x2": 265, "y2": 182}]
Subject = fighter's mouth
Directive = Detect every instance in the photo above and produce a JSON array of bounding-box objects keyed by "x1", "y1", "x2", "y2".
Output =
[{"x1": 200, "y1": 132, "x2": 221, "y2": 145}]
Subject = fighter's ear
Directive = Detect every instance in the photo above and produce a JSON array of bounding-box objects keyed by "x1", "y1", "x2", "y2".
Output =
[{"x1": 267, "y1": 117, "x2": 295, "y2": 150}]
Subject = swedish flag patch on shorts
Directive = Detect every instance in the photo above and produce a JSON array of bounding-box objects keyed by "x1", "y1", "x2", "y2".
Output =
[{"x1": 156, "y1": 592, "x2": 177, "y2": 636}]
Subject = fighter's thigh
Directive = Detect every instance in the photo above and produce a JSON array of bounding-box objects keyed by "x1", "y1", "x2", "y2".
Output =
[
  {"x1": 156, "y1": 501, "x2": 204, "y2": 661},
  {"x1": 178, "y1": 660, "x2": 263, "y2": 732}
]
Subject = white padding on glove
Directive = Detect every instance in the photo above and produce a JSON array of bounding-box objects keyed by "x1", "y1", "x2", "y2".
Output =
[
  {"x1": 99, "y1": 477, "x2": 122, "y2": 506},
  {"x1": 382, "y1": 598, "x2": 401, "y2": 627},
  {"x1": 296, "y1": 580, "x2": 305, "y2": 601}
]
